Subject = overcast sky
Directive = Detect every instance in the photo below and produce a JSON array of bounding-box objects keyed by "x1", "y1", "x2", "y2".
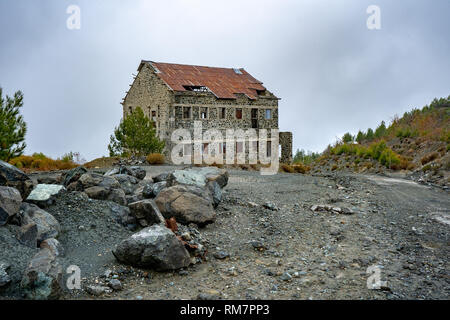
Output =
[{"x1": 1, "y1": 0, "x2": 449, "y2": 161}]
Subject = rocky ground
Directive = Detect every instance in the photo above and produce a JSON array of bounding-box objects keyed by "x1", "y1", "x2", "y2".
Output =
[{"x1": 1, "y1": 164, "x2": 449, "y2": 300}]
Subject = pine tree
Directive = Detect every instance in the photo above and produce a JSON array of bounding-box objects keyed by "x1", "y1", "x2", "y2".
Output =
[
  {"x1": 342, "y1": 132, "x2": 354, "y2": 144},
  {"x1": 366, "y1": 128, "x2": 375, "y2": 141},
  {"x1": 0, "y1": 88, "x2": 27, "y2": 161},
  {"x1": 375, "y1": 121, "x2": 387, "y2": 138},
  {"x1": 356, "y1": 130, "x2": 365, "y2": 144},
  {"x1": 108, "y1": 106, "x2": 165, "y2": 157}
]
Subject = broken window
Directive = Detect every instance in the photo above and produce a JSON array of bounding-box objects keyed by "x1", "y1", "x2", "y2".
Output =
[
  {"x1": 183, "y1": 85, "x2": 209, "y2": 92},
  {"x1": 200, "y1": 107, "x2": 208, "y2": 119},
  {"x1": 219, "y1": 108, "x2": 226, "y2": 119},
  {"x1": 265, "y1": 109, "x2": 271, "y2": 119},
  {"x1": 183, "y1": 107, "x2": 191, "y2": 119},
  {"x1": 257, "y1": 89, "x2": 266, "y2": 96},
  {"x1": 236, "y1": 108, "x2": 242, "y2": 119}
]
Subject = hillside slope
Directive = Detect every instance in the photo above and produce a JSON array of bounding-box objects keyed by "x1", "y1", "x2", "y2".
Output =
[{"x1": 309, "y1": 96, "x2": 450, "y2": 188}]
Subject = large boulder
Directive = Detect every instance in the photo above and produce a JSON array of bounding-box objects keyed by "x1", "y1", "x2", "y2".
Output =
[
  {"x1": 128, "y1": 199, "x2": 165, "y2": 226},
  {"x1": 112, "y1": 224, "x2": 191, "y2": 271},
  {"x1": 0, "y1": 186, "x2": 22, "y2": 226},
  {"x1": 26, "y1": 184, "x2": 66, "y2": 207},
  {"x1": 20, "y1": 248, "x2": 63, "y2": 300},
  {"x1": 0, "y1": 160, "x2": 34, "y2": 199},
  {"x1": 167, "y1": 167, "x2": 228, "y2": 189},
  {"x1": 167, "y1": 169, "x2": 208, "y2": 188},
  {"x1": 155, "y1": 184, "x2": 216, "y2": 226},
  {"x1": 18, "y1": 203, "x2": 61, "y2": 246},
  {"x1": 62, "y1": 166, "x2": 87, "y2": 187}
]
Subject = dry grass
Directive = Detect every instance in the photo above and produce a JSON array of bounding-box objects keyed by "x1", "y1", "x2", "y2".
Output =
[
  {"x1": 84, "y1": 157, "x2": 119, "y2": 168},
  {"x1": 421, "y1": 152, "x2": 440, "y2": 165},
  {"x1": 146, "y1": 153, "x2": 165, "y2": 165},
  {"x1": 9, "y1": 154, "x2": 78, "y2": 172}
]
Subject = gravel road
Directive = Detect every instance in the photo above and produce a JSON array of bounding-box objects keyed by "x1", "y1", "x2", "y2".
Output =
[{"x1": 60, "y1": 166, "x2": 449, "y2": 300}]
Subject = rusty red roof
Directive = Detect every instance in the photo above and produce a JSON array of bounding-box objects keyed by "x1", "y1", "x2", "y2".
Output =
[{"x1": 145, "y1": 61, "x2": 268, "y2": 100}]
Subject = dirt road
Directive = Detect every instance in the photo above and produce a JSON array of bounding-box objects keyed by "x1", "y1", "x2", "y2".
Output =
[{"x1": 65, "y1": 167, "x2": 448, "y2": 300}]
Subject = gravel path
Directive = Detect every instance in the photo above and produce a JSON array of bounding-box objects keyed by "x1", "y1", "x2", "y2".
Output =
[
  {"x1": 66, "y1": 167, "x2": 449, "y2": 300},
  {"x1": 2, "y1": 165, "x2": 448, "y2": 300}
]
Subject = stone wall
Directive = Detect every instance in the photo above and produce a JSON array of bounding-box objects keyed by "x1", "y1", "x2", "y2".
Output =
[{"x1": 279, "y1": 131, "x2": 293, "y2": 164}]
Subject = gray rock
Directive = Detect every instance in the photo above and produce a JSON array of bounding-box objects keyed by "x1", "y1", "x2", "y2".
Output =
[
  {"x1": 141, "y1": 182, "x2": 155, "y2": 198},
  {"x1": 263, "y1": 202, "x2": 279, "y2": 211},
  {"x1": 112, "y1": 224, "x2": 191, "y2": 271},
  {"x1": 167, "y1": 168, "x2": 208, "y2": 188},
  {"x1": 79, "y1": 173, "x2": 120, "y2": 190},
  {"x1": 19, "y1": 203, "x2": 61, "y2": 245},
  {"x1": 280, "y1": 272, "x2": 292, "y2": 281},
  {"x1": 128, "y1": 166, "x2": 146, "y2": 180},
  {"x1": 0, "y1": 186, "x2": 22, "y2": 226},
  {"x1": 128, "y1": 199, "x2": 165, "y2": 225},
  {"x1": 0, "y1": 160, "x2": 34, "y2": 199},
  {"x1": 152, "y1": 172, "x2": 169, "y2": 183},
  {"x1": 40, "y1": 238, "x2": 64, "y2": 257},
  {"x1": 112, "y1": 174, "x2": 139, "y2": 195},
  {"x1": 21, "y1": 248, "x2": 63, "y2": 300},
  {"x1": 26, "y1": 184, "x2": 66, "y2": 207},
  {"x1": 86, "y1": 285, "x2": 112, "y2": 296},
  {"x1": 62, "y1": 166, "x2": 87, "y2": 187},
  {"x1": 108, "y1": 279, "x2": 123, "y2": 291},
  {"x1": 17, "y1": 223, "x2": 38, "y2": 248},
  {"x1": 155, "y1": 184, "x2": 216, "y2": 226},
  {"x1": 84, "y1": 185, "x2": 127, "y2": 206},
  {"x1": 151, "y1": 181, "x2": 167, "y2": 197},
  {"x1": 206, "y1": 181, "x2": 222, "y2": 208},
  {"x1": 104, "y1": 167, "x2": 120, "y2": 176},
  {"x1": 0, "y1": 262, "x2": 11, "y2": 287},
  {"x1": 213, "y1": 251, "x2": 230, "y2": 260},
  {"x1": 37, "y1": 174, "x2": 62, "y2": 185}
]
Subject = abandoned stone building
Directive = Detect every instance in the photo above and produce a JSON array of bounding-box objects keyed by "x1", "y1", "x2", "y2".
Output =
[{"x1": 121, "y1": 60, "x2": 292, "y2": 163}]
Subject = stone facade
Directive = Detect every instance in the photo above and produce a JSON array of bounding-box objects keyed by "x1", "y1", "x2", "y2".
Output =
[{"x1": 122, "y1": 61, "x2": 293, "y2": 163}]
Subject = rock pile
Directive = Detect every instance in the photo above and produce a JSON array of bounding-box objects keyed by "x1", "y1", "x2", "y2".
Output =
[{"x1": 0, "y1": 162, "x2": 229, "y2": 299}]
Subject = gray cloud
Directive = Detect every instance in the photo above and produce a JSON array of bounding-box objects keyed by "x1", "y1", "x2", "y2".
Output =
[{"x1": 0, "y1": 0, "x2": 449, "y2": 160}]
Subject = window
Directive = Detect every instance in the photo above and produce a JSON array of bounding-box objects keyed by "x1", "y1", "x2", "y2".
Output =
[
  {"x1": 219, "y1": 108, "x2": 226, "y2": 119},
  {"x1": 183, "y1": 107, "x2": 191, "y2": 119},
  {"x1": 236, "y1": 108, "x2": 242, "y2": 119},
  {"x1": 267, "y1": 141, "x2": 272, "y2": 157},
  {"x1": 129, "y1": 106, "x2": 133, "y2": 114},
  {"x1": 236, "y1": 142, "x2": 243, "y2": 153},
  {"x1": 202, "y1": 143, "x2": 209, "y2": 154},
  {"x1": 265, "y1": 109, "x2": 271, "y2": 119},
  {"x1": 200, "y1": 107, "x2": 208, "y2": 119}
]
